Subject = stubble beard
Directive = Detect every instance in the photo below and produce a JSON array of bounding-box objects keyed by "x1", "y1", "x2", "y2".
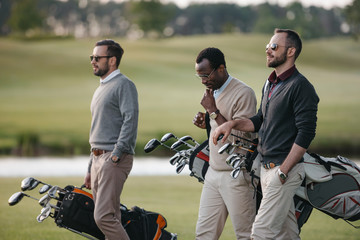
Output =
[
  {"x1": 267, "y1": 51, "x2": 287, "y2": 68},
  {"x1": 93, "y1": 62, "x2": 110, "y2": 77}
]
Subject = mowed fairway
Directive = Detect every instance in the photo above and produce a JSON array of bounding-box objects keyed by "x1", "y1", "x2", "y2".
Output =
[
  {"x1": 1, "y1": 176, "x2": 359, "y2": 239},
  {"x1": 0, "y1": 34, "x2": 359, "y2": 154}
]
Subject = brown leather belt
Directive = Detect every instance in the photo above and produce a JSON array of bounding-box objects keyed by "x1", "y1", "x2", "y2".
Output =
[{"x1": 92, "y1": 149, "x2": 109, "y2": 156}]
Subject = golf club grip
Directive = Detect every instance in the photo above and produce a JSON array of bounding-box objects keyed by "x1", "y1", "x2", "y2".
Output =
[{"x1": 217, "y1": 134, "x2": 224, "y2": 141}]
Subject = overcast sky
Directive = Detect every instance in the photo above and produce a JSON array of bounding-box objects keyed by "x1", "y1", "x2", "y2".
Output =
[{"x1": 160, "y1": 0, "x2": 353, "y2": 9}]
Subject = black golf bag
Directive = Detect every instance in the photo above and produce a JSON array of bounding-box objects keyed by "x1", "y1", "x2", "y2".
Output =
[{"x1": 55, "y1": 185, "x2": 176, "y2": 240}]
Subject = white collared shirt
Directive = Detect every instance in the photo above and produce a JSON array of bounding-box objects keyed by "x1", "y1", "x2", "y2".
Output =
[
  {"x1": 213, "y1": 75, "x2": 232, "y2": 100},
  {"x1": 100, "y1": 69, "x2": 121, "y2": 84}
]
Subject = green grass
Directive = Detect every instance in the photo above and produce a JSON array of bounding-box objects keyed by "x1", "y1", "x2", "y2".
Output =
[
  {"x1": 0, "y1": 34, "x2": 359, "y2": 155},
  {"x1": 1, "y1": 176, "x2": 359, "y2": 239}
]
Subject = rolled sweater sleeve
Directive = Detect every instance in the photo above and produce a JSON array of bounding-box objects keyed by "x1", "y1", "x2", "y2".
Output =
[
  {"x1": 250, "y1": 108, "x2": 263, "y2": 133},
  {"x1": 292, "y1": 79, "x2": 319, "y2": 149}
]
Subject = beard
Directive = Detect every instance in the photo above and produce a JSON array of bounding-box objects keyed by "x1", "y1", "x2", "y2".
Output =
[
  {"x1": 93, "y1": 62, "x2": 110, "y2": 77},
  {"x1": 267, "y1": 50, "x2": 287, "y2": 68}
]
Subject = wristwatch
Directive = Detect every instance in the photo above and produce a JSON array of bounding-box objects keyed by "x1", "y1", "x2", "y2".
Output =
[
  {"x1": 111, "y1": 155, "x2": 120, "y2": 163},
  {"x1": 209, "y1": 109, "x2": 220, "y2": 120},
  {"x1": 277, "y1": 168, "x2": 288, "y2": 181}
]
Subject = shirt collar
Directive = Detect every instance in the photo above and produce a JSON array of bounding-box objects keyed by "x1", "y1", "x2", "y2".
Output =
[
  {"x1": 214, "y1": 75, "x2": 232, "y2": 100},
  {"x1": 100, "y1": 69, "x2": 121, "y2": 84},
  {"x1": 268, "y1": 65, "x2": 296, "y2": 84}
]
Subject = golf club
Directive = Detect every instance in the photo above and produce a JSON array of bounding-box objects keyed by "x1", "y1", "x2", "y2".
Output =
[
  {"x1": 160, "y1": 133, "x2": 177, "y2": 143},
  {"x1": 219, "y1": 142, "x2": 232, "y2": 154},
  {"x1": 231, "y1": 167, "x2": 241, "y2": 179},
  {"x1": 169, "y1": 153, "x2": 181, "y2": 165},
  {"x1": 226, "y1": 145, "x2": 236, "y2": 155},
  {"x1": 39, "y1": 184, "x2": 52, "y2": 194},
  {"x1": 175, "y1": 159, "x2": 187, "y2": 174},
  {"x1": 226, "y1": 154, "x2": 238, "y2": 166},
  {"x1": 36, "y1": 204, "x2": 52, "y2": 222},
  {"x1": 48, "y1": 186, "x2": 64, "y2": 200},
  {"x1": 144, "y1": 139, "x2": 162, "y2": 153},
  {"x1": 21, "y1": 177, "x2": 50, "y2": 192},
  {"x1": 38, "y1": 194, "x2": 51, "y2": 207},
  {"x1": 231, "y1": 158, "x2": 241, "y2": 169},
  {"x1": 161, "y1": 133, "x2": 198, "y2": 148},
  {"x1": 170, "y1": 140, "x2": 186, "y2": 150},
  {"x1": 144, "y1": 138, "x2": 179, "y2": 153},
  {"x1": 21, "y1": 177, "x2": 36, "y2": 191},
  {"x1": 179, "y1": 135, "x2": 199, "y2": 147},
  {"x1": 8, "y1": 191, "x2": 39, "y2": 206}
]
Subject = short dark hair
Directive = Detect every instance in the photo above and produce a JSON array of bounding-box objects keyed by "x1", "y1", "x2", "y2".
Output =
[
  {"x1": 95, "y1": 39, "x2": 124, "y2": 68},
  {"x1": 274, "y1": 28, "x2": 302, "y2": 60},
  {"x1": 196, "y1": 47, "x2": 226, "y2": 69}
]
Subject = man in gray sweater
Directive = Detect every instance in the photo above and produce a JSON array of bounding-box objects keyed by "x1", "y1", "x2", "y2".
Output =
[
  {"x1": 84, "y1": 39, "x2": 139, "y2": 240},
  {"x1": 213, "y1": 29, "x2": 319, "y2": 239}
]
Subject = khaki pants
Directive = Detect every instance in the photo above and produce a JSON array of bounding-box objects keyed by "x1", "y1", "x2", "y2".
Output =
[
  {"x1": 251, "y1": 163, "x2": 304, "y2": 240},
  {"x1": 91, "y1": 152, "x2": 133, "y2": 240},
  {"x1": 196, "y1": 166, "x2": 257, "y2": 240}
]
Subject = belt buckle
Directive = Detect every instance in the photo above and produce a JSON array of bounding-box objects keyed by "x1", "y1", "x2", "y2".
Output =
[
  {"x1": 264, "y1": 162, "x2": 276, "y2": 169},
  {"x1": 92, "y1": 148, "x2": 102, "y2": 156}
]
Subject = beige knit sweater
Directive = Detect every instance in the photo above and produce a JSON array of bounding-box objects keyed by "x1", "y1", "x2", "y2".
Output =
[{"x1": 209, "y1": 77, "x2": 257, "y2": 171}]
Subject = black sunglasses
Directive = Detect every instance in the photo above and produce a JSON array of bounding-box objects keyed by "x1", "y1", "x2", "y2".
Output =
[
  {"x1": 265, "y1": 43, "x2": 287, "y2": 51},
  {"x1": 90, "y1": 55, "x2": 113, "y2": 62}
]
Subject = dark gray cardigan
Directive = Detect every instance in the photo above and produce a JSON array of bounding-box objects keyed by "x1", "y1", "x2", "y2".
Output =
[{"x1": 250, "y1": 69, "x2": 319, "y2": 165}]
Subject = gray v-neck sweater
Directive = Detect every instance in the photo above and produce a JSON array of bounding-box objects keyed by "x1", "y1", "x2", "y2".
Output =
[{"x1": 89, "y1": 73, "x2": 139, "y2": 157}]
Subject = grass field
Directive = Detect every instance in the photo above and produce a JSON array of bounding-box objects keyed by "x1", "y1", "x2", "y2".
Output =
[
  {"x1": 0, "y1": 34, "x2": 360, "y2": 156},
  {"x1": 1, "y1": 176, "x2": 359, "y2": 239}
]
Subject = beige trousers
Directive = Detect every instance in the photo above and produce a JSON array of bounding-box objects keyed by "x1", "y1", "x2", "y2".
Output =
[
  {"x1": 91, "y1": 152, "x2": 133, "y2": 240},
  {"x1": 196, "y1": 166, "x2": 257, "y2": 240},
  {"x1": 251, "y1": 163, "x2": 305, "y2": 240}
]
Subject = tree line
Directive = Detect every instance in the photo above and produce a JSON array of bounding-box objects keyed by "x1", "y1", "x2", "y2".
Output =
[{"x1": 1, "y1": 0, "x2": 359, "y2": 39}]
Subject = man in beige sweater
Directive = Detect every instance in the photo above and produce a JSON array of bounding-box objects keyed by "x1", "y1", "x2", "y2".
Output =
[{"x1": 193, "y1": 47, "x2": 258, "y2": 240}]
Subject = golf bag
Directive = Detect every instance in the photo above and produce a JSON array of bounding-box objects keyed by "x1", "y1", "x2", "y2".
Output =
[
  {"x1": 189, "y1": 140, "x2": 210, "y2": 183},
  {"x1": 55, "y1": 186, "x2": 104, "y2": 239},
  {"x1": 295, "y1": 153, "x2": 360, "y2": 226},
  {"x1": 248, "y1": 150, "x2": 360, "y2": 228},
  {"x1": 55, "y1": 185, "x2": 176, "y2": 240}
]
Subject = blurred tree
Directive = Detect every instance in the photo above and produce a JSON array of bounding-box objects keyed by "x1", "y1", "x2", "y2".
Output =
[
  {"x1": 0, "y1": 0, "x2": 12, "y2": 35},
  {"x1": 252, "y1": 2, "x2": 343, "y2": 39},
  {"x1": 253, "y1": 3, "x2": 285, "y2": 34},
  {"x1": 7, "y1": 0, "x2": 45, "y2": 34},
  {"x1": 172, "y1": 3, "x2": 256, "y2": 35},
  {"x1": 0, "y1": 0, "x2": 351, "y2": 39},
  {"x1": 131, "y1": 0, "x2": 176, "y2": 37},
  {"x1": 345, "y1": 0, "x2": 360, "y2": 39}
]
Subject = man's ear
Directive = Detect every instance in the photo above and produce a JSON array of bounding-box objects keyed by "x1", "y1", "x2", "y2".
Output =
[
  {"x1": 109, "y1": 56, "x2": 117, "y2": 67},
  {"x1": 287, "y1": 47, "x2": 296, "y2": 58},
  {"x1": 218, "y1": 64, "x2": 225, "y2": 72}
]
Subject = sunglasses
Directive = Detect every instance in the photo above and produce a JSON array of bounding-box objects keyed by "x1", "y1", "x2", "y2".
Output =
[
  {"x1": 265, "y1": 43, "x2": 287, "y2": 51},
  {"x1": 90, "y1": 55, "x2": 113, "y2": 62}
]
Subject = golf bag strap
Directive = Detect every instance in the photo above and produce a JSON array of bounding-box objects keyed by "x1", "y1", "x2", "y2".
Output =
[
  {"x1": 310, "y1": 153, "x2": 347, "y2": 171},
  {"x1": 205, "y1": 112, "x2": 211, "y2": 138},
  {"x1": 344, "y1": 219, "x2": 360, "y2": 229},
  {"x1": 250, "y1": 171, "x2": 261, "y2": 199}
]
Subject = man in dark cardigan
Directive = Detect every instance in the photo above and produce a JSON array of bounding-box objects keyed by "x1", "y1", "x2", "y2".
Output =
[{"x1": 213, "y1": 29, "x2": 319, "y2": 240}]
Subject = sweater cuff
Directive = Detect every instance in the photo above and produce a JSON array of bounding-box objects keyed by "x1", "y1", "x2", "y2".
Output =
[{"x1": 249, "y1": 115, "x2": 262, "y2": 133}]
